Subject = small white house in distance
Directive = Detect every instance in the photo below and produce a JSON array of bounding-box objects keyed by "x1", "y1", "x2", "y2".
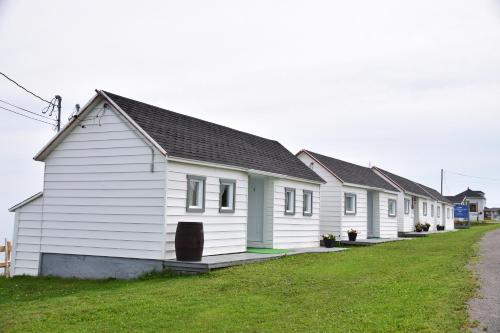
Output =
[
  {"x1": 296, "y1": 150, "x2": 400, "y2": 240},
  {"x1": 373, "y1": 168, "x2": 454, "y2": 232},
  {"x1": 8, "y1": 90, "x2": 323, "y2": 278},
  {"x1": 446, "y1": 188, "x2": 486, "y2": 222}
]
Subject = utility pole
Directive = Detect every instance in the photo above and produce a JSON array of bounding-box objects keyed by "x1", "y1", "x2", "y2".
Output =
[
  {"x1": 55, "y1": 95, "x2": 62, "y2": 132},
  {"x1": 440, "y1": 169, "x2": 444, "y2": 195}
]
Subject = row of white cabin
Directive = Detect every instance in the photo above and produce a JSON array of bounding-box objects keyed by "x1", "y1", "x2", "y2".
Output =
[{"x1": 8, "y1": 91, "x2": 453, "y2": 278}]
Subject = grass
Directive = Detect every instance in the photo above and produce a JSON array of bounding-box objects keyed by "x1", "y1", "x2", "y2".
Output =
[{"x1": 1, "y1": 224, "x2": 498, "y2": 333}]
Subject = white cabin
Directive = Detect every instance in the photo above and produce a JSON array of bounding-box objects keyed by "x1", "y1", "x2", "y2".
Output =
[{"x1": 9, "y1": 91, "x2": 323, "y2": 278}]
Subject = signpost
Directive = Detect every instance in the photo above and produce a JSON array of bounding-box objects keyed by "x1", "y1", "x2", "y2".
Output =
[{"x1": 454, "y1": 204, "x2": 470, "y2": 229}]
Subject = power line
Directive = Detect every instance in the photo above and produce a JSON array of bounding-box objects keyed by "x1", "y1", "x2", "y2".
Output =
[
  {"x1": 0, "y1": 71, "x2": 55, "y2": 106},
  {"x1": 445, "y1": 169, "x2": 500, "y2": 182},
  {"x1": 0, "y1": 105, "x2": 56, "y2": 126},
  {"x1": 0, "y1": 98, "x2": 56, "y2": 120}
]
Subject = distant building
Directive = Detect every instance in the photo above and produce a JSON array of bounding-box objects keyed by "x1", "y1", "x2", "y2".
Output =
[
  {"x1": 445, "y1": 188, "x2": 486, "y2": 221},
  {"x1": 484, "y1": 207, "x2": 500, "y2": 220}
]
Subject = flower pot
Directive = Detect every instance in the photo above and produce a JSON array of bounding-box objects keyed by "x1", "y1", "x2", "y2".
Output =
[
  {"x1": 324, "y1": 238, "x2": 335, "y2": 248},
  {"x1": 422, "y1": 225, "x2": 430, "y2": 232},
  {"x1": 348, "y1": 233, "x2": 357, "y2": 242},
  {"x1": 175, "y1": 222, "x2": 204, "y2": 261}
]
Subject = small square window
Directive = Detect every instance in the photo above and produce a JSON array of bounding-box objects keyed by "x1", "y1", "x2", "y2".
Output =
[
  {"x1": 404, "y1": 198, "x2": 410, "y2": 215},
  {"x1": 186, "y1": 175, "x2": 205, "y2": 213},
  {"x1": 388, "y1": 199, "x2": 397, "y2": 217},
  {"x1": 423, "y1": 202, "x2": 428, "y2": 216},
  {"x1": 285, "y1": 188, "x2": 296, "y2": 215},
  {"x1": 303, "y1": 190, "x2": 313, "y2": 216},
  {"x1": 469, "y1": 203, "x2": 478, "y2": 213},
  {"x1": 219, "y1": 179, "x2": 236, "y2": 213},
  {"x1": 344, "y1": 193, "x2": 356, "y2": 215}
]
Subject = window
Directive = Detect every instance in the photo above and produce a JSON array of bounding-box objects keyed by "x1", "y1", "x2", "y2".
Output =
[
  {"x1": 186, "y1": 175, "x2": 205, "y2": 213},
  {"x1": 469, "y1": 203, "x2": 478, "y2": 213},
  {"x1": 285, "y1": 188, "x2": 296, "y2": 215},
  {"x1": 388, "y1": 199, "x2": 397, "y2": 217},
  {"x1": 303, "y1": 190, "x2": 313, "y2": 216},
  {"x1": 447, "y1": 207, "x2": 451, "y2": 219},
  {"x1": 423, "y1": 202, "x2": 428, "y2": 216},
  {"x1": 437, "y1": 206, "x2": 441, "y2": 218},
  {"x1": 404, "y1": 198, "x2": 410, "y2": 215},
  {"x1": 219, "y1": 179, "x2": 236, "y2": 213},
  {"x1": 344, "y1": 193, "x2": 357, "y2": 215},
  {"x1": 431, "y1": 204, "x2": 434, "y2": 217}
]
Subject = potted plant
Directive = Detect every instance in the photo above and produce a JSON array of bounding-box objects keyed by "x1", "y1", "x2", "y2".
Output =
[
  {"x1": 322, "y1": 234, "x2": 336, "y2": 248},
  {"x1": 415, "y1": 223, "x2": 423, "y2": 232},
  {"x1": 422, "y1": 223, "x2": 431, "y2": 232},
  {"x1": 347, "y1": 229, "x2": 358, "y2": 241},
  {"x1": 436, "y1": 225, "x2": 445, "y2": 231}
]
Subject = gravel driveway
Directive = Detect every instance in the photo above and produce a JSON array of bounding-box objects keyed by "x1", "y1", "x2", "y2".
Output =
[{"x1": 468, "y1": 227, "x2": 500, "y2": 332}]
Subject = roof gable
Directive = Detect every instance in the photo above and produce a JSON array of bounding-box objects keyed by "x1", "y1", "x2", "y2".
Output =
[
  {"x1": 301, "y1": 150, "x2": 397, "y2": 191},
  {"x1": 103, "y1": 91, "x2": 323, "y2": 183},
  {"x1": 445, "y1": 188, "x2": 485, "y2": 203}
]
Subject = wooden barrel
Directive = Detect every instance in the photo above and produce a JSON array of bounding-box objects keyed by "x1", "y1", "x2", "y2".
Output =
[{"x1": 175, "y1": 222, "x2": 204, "y2": 261}]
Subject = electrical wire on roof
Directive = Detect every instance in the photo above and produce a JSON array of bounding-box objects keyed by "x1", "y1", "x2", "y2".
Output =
[
  {"x1": 0, "y1": 105, "x2": 57, "y2": 126},
  {"x1": 0, "y1": 98, "x2": 56, "y2": 120},
  {"x1": 0, "y1": 71, "x2": 56, "y2": 106}
]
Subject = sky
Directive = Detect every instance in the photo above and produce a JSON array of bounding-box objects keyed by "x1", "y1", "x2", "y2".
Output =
[{"x1": 0, "y1": 0, "x2": 499, "y2": 242}]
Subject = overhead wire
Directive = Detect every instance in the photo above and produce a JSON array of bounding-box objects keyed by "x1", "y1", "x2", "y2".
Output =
[
  {"x1": 0, "y1": 71, "x2": 55, "y2": 106},
  {"x1": 0, "y1": 98, "x2": 56, "y2": 120},
  {"x1": 0, "y1": 105, "x2": 57, "y2": 126},
  {"x1": 444, "y1": 169, "x2": 500, "y2": 182}
]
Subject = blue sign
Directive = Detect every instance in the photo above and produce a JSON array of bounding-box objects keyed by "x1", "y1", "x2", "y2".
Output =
[{"x1": 454, "y1": 204, "x2": 469, "y2": 219}]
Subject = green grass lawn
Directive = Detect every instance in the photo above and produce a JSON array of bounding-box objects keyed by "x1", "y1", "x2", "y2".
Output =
[{"x1": 1, "y1": 224, "x2": 498, "y2": 333}]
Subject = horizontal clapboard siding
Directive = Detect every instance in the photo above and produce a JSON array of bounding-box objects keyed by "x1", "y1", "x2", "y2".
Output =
[
  {"x1": 272, "y1": 179, "x2": 320, "y2": 249},
  {"x1": 340, "y1": 186, "x2": 368, "y2": 240},
  {"x1": 377, "y1": 192, "x2": 398, "y2": 238},
  {"x1": 41, "y1": 102, "x2": 166, "y2": 260},
  {"x1": 297, "y1": 153, "x2": 342, "y2": 238},
  {"x1": 11, "y1": 196, "x2": 44, "y2": 276},
  {"x1": 164, "y1": 161, "x2": 248, "y2": 259}
]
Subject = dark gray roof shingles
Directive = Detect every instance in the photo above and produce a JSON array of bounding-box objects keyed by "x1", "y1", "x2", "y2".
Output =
[
  {"x1": 104, "y1": 91, "x2": 323, "y2": 183},
  {"x1": 373, "y1": 167, "x2": 432, "y2": 197},
  {"x1": 445, "y1": 188, "x2": 485, "y2": 203},
  {"x1": 304, "y1": 150, "x2": 397, "y2": 191}
]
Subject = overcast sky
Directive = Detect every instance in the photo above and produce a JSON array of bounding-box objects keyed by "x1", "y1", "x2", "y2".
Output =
[{"x1": 1, "y1": 0, "x2": 499, "y2": 241}]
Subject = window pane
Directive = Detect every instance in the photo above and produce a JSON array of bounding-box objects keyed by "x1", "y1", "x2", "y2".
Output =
[
  {"x1": 221, "y1": 184, "x2": 229, "y2": 208},
  {"x1": 189, "y1": 180, "x2": 199, "y2": 207}
]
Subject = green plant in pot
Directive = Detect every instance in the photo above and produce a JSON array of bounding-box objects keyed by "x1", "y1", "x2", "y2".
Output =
[
  {"x1": 415, "y1": 223, "x2": 423, "y2": 232},
  {"x1": 322, "y1": 233, "x2": 336, "y2": 248},
  {"x1": 347, "y1": 228, "x2": 358, "y2": 241},
  {"x1": 422, "y1": 223, "x2": 431, "y2": 232}
]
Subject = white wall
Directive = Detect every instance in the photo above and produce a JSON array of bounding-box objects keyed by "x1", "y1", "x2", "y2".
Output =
[
  {"x1": 164, "y1": 161, "x2": 248, "y2": 259},
  {"x1": 272, "y1": 179, "x2": 320, "y2": 249},
  {"x1": 444, "y1": 204, "x2": 455, "y2": 230},
  {"x1": 11, "y1": 196, "x2": 44, "y2": 276},
  {"x1": 39, "y1": 102, "x2": 167, "y2": 261},
  {"x1": 467, "y1": 198, "x2": 486, "y2": 221},
  {"x1": 401, "y1": 194, "x2": 415, "y2": 232},
  {"x1": 376, "y1": 192, "x2": 398, "y2": 238},
  {"x1": 262, "y1": 177, "x2": 274, "y2": 248},
  {"x1": 341, "y1": 185, "x2": 368, "y2": 240},
  {"x1": 418, "y1": 198, "x2": 434, "y2": 226},
  {"x1": 297, "y1": 153, "x2": 342, "y2": 238}
]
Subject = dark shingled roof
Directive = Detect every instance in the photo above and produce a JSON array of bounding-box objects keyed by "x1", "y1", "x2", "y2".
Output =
[
  {"x1": 303, "y1": 150, "x2": 397, "y2": 191},
  {"x1": 103, "y1": 91, "x2": 323, "y2": 183},
  {"x1": 416, "y1": 183, "x2": 452, "y2": 204},
  {"x1": 445, "y1": 188, "x2": 485, "y2": 203},
  {"x1": 373, "y1": 167, "x2": 432, "y2": 198}
]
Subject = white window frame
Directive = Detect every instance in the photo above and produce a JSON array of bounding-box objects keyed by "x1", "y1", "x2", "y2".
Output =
[
  {"x1": 404, "y1": 198, "x2": 410, "y2": 215},
  {"x1": 437, "y1": 206, "x2": 441, "y2": 218},
  {"x1": 431, "y1": 204, "x2": 434, "y2": 217},
  {"x1": 388, "y1": 199, "x2": 397, "y2": 217},
  {"x1": 447, "y1": 207, "x2": 450, "y2": 219},
  {"x1": 303, "y1": 190, "x2": 313, "y2": 216},
  {"x1": 186, "y1": 175, "x2": 206, "y2": 213},
  {"x1": 285, "y1": 188, "x2": 296, "y2": 215},
  {"x1": 344, "y1": 193, "x2": 357, "y2": 215},
  {"x1": 219, "y1": 179, "x2": 236, "y2": 213},
  {"x1": 423, "y1": 202, "x2": 428, "y2": 216}
]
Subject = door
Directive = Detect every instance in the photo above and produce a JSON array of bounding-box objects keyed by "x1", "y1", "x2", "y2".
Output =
[
  {"x1": 247, "y1": 176, "x2": 265, "y2": 244},
  {"x1": 367, "y1": 191, "x2": 374, "y2": 237}
]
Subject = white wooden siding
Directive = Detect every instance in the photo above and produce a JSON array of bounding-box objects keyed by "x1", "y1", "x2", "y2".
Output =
[
  {"x1": 297, "y1": 153, "x2": 342, "y2": 238},
  {"x1": 272, "y1": 179, "x2": 320, "y2": 248},
  {"x1": 40, "y1": 102, "x2": 166, "y2": 260},
  {"x1": 376, "y1": 192, "x2": 398, "y2": 238},
  {"x1": 341, "y1": 186, "x2": 368, "y2": 240},
  {"x1": 262, "y1": 177, "x2": 274, "y2": 248},
  {"x1": 11, "y1": 196, "x2": 44, "y2": 276},
  {"x1": 164, "y1": 161, "x2": 248, "y2": 259}
]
